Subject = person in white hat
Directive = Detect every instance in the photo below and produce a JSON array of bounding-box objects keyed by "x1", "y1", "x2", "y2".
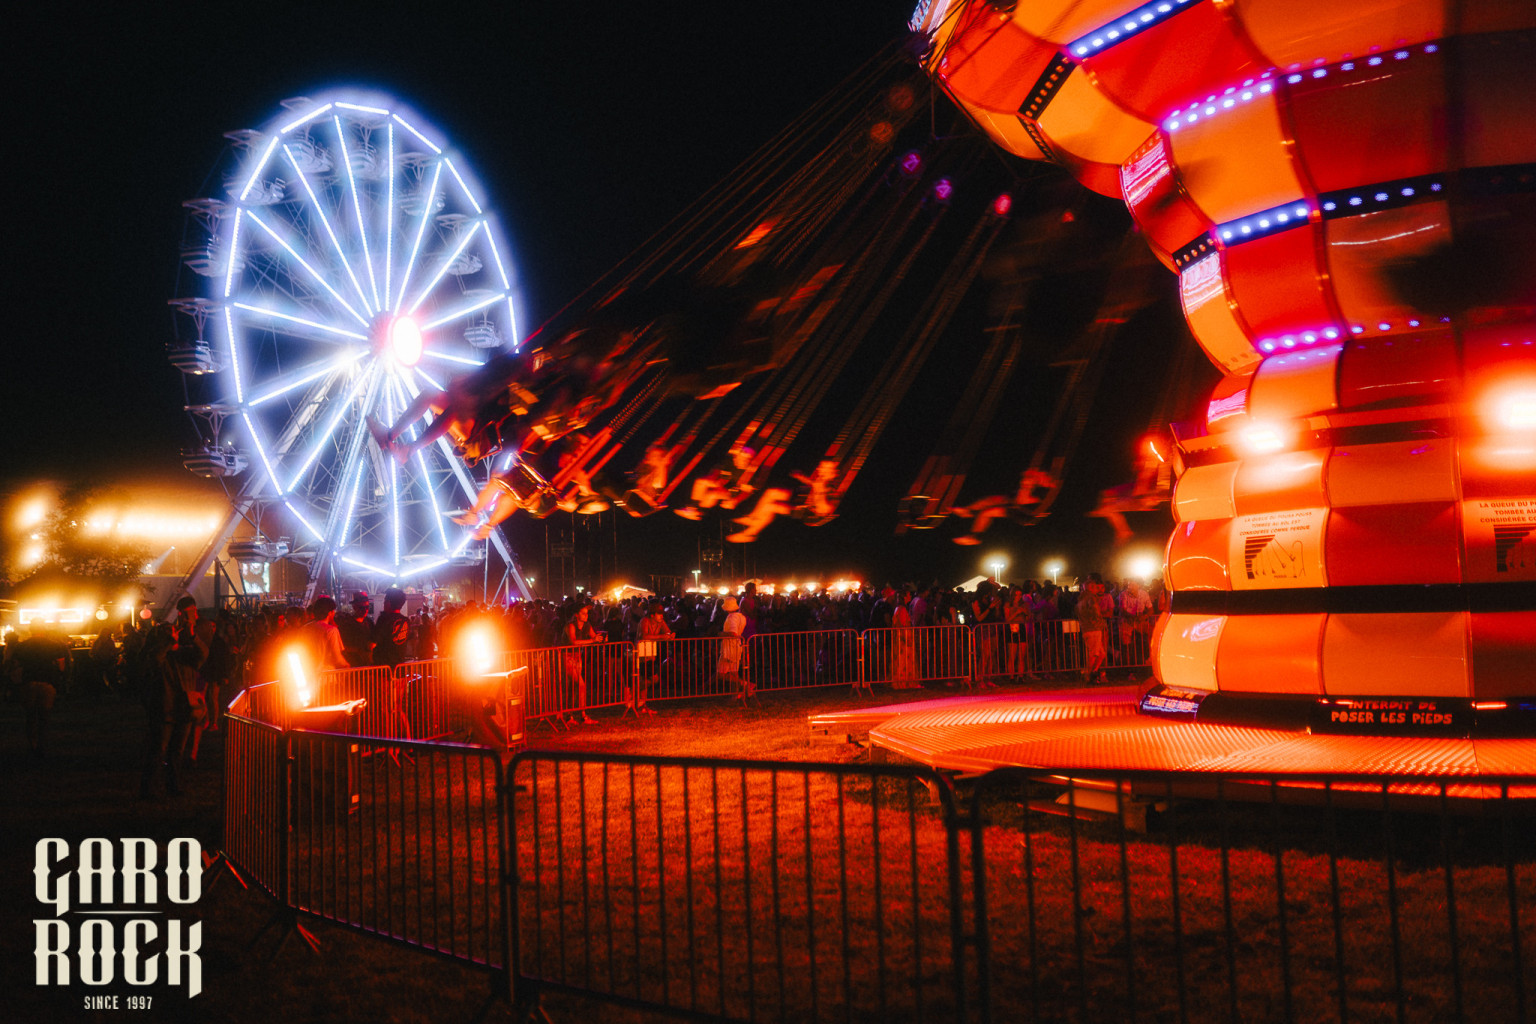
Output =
[{"x1": 717, "y1": 597, "x2": 752, "y2": 701}]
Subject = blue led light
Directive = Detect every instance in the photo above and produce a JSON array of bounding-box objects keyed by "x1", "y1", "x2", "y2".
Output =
[
  {"x1": 1425, "y1": 43, "x2": 1438, "y2": 53},
  {"x1": 1375, "y1": 192, "x2": 1388, "y2": 201},
  {"x1": 1351, "y1": 325, "x2": 1365, "y2": 334},
  {"x1": 1323, "y1": 201, "x2": 1337, "y2": 211},
  {"x1": 1281, "y1": 337, "x2": 1297, "y2": 348},
  {"x1": 1312, "y1": 68, "x2": 1327, "y2": 78},
  {"x1": 1394, "y1": 50, "x2": 1409, "y2": 59},
  {"x1": 1324, "y1": 329, "x2": 1339, "y2": 339},
  {"x1": 1378, "y1": 322, "x2": 1392, "y2": 331},
  {"x1": 1402, "y1": 187, "x2": 1415, "y2": 196},
  {"x1": 1260, "y1": 340, "x2": 1275, "y2": 352},
  {"x1": 1349, "y1": 196, "x2": 1363, "y2": 206},
  {"x1": 1288, "y1": 73, "x2": 1303, "y2": 84},
  {"x1": 1368, "y1": 56, "x2": 1383, "y2": 66},
  {"x1": 1070, "y1": 0, "x2": 1203, "y2": 60},
  {"x1": 1408, "y1": 319, "x2": 1421, "y2": 327},
  {"x1": 1341, "y1": 62, "x2": 1355, "y2": 71}
]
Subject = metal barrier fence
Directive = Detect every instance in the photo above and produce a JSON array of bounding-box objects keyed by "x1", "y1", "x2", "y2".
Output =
[
  {"x1": 862, "y1": 624, "x2": 975, "y2": 687},
  {"x1": 221, "y1": 691, "x2": 285, "y2": 902},
  {"x1": 507, "y1": 751, "x2": 963, "y2": 1023},
  {"x1": 267, "y1": 620, "x2": 1153, "y2": 737},
  {"x1": 971, "y1": 617, "x2": 1155, "y2": 682},
  {"x1": 498, "y1": 641, "x2": 634, "y2": 722},
  {"x1": 964, "y1": 769, "x2": 1536, "y2": 1024},
  {"x1": 287, "y1": 729, "x2": 509, "y2": 970},
  {"x1": 222, "y1": 689, "x2": 1536, "y2": 1023}
]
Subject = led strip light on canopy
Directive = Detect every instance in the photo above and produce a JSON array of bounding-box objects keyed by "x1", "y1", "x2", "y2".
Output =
[{"x1": 176, "y1": 90, "x2": 523, "y2": 583}]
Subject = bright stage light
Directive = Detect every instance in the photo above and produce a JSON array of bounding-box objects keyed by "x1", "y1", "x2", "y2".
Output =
[{"x1": 389, "y1": 315, "x2": 424, "y2": 367}]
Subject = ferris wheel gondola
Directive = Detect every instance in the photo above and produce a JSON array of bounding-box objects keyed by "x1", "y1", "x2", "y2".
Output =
[{"x1": 169, "y1": 90, "x2": 530, "y2": 599}]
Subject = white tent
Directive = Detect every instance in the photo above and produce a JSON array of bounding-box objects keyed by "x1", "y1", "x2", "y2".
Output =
[
  {"x1": 955, "y1": 575, "x2": 991, "y2": 592},
  {"x1": 609, "y1": 584, "x2": 655, "y2": 601}
]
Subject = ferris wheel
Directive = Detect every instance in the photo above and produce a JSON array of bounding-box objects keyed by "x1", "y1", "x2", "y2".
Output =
[{"x1": 170, "y1": 90, "x2": 528, "y2": 599}]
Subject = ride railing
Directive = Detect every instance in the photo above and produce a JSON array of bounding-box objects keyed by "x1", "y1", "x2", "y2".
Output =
[
  {"x1": 508, "y1": 751, "x2": 963, "y2": 1023},
  {"x1": 860, "y1": 624, "x2": 974, "y2": 687}
]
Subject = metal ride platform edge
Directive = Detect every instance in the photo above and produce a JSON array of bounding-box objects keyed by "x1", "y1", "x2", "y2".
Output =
[{"x1": 808, "y1": 687, "x2": 1536, "y2": 808}]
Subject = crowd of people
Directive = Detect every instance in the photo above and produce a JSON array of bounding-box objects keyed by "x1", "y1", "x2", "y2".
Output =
[{"x1": 4, "y1": 572, "x2": 1166, "y2": 785}]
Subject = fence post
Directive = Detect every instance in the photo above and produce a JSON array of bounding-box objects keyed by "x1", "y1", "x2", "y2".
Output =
[
  {"x1": 496, "y1": 754, "x2": 519, "y2": 1013},
  {"x1": 966, "y1": 627, "x2": 977, "y2": 691},
  {"x1": 278, "y1": 730, "x2": 293, "y2": 913},
  {"x1": 856, "y1": 630, "x2": 870, "y2": 692},
  {"x1": 940, "y1": 771, "x2": 970, "y2": 1024}
]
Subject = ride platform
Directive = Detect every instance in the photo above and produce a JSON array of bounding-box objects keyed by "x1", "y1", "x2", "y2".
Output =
[{"x1": 809, "y1": 687, "x2": 1536, "y2": 801}]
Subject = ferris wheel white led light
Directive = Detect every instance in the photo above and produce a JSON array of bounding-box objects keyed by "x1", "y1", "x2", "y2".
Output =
[{"x1": 179, "y1": 90, "x2": 524, "y2": 579}]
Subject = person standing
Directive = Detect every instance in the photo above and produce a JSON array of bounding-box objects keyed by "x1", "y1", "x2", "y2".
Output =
[
  {"x1": 890, "y1": 589, "x2": 919, "y2": 687},
  {"x1": 303, "y1": 596, "x2": 348, "y2": 673},
  {"x1": 1118, "y1": 578, "x2": 1155, "y2": 667},
  {"x1": 633, "y1": 600, "x2": 673, "y2": 713},
  {"x1": 15, "y1": 623, "x2": 68, "y2": 759},
  {"x1": 1076, "y1": 574, "x2": 1112, "y2": 684},
  {"x1": 562, "y1": 603, "x2": 600, "y2": 724},
  {"x1": 337, "y1": 592, "x2": 374, "y2": 667},
  {"x1": 366, "y1": 588, "x2": 413, "y2": 738},
  {"x1": 717, "y1": 597, "x2": 751, "y2": 701},
  {"x1": 372, "y1": 587, "x2": 412, "y2": 670}
]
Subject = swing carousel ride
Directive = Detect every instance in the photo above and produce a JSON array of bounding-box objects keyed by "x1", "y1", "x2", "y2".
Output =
[
  {"x1": 169, "y1": 46, "x2": 1186, "y2": 607},
  {"x1": 168, "y1": 0, "x2": 1534, "y2": 771},
  {"x1": 815, "y1": 0, "x2": 1536, "y2": 779}
]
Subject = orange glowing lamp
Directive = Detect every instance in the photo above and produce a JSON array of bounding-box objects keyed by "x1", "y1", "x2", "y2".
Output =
[
  {"x1": 458, "y1": 624, "x2": 501, "y2": 683},
  {"x1": 285, "y1": 648, "x2": 314, "y2": 708}
]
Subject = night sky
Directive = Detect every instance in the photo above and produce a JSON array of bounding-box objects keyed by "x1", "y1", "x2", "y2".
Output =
[{"x1": 10, "y1": 3, "x2": 1197, "y2": 592}]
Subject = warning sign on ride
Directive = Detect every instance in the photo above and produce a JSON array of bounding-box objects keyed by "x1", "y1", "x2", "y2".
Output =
[
  {"x1": 1462, "y1": 497, "x2": 1536, "y2": 582},
  {"x1": 1229, "y1": 507, "x2": 1326, "y2": 590},
  {"x1": 1311, "y1": 697, "x2": 1468, "y2": 737}
]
